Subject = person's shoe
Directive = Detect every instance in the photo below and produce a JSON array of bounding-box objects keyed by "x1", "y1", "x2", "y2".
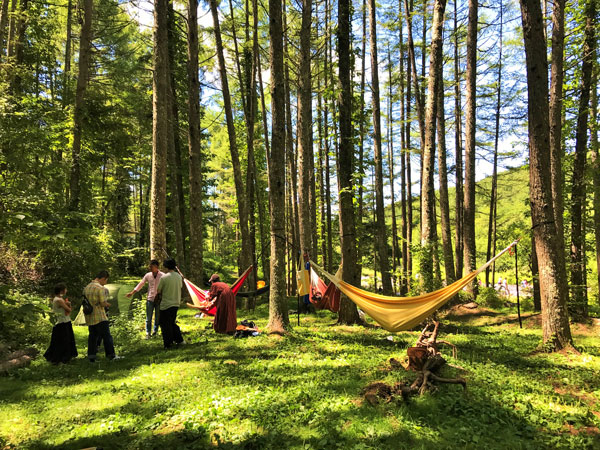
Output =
[
  {"x1": 88, "y1": 357, "x2": 97, "y2": 363},
  {"x1": 144, "y1": 334, "x2": 151, "y2": 340},
  {"x1": 110, "y1": 355, "x2": 124, "y2": 361},
  {"x1": 151, "y1": 331, "x2": 157, "y2": 337}
]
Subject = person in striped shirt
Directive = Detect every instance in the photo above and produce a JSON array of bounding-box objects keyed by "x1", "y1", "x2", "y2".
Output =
[{"x1": 126, "y1": 260, "x2": 164, "y2": 339}]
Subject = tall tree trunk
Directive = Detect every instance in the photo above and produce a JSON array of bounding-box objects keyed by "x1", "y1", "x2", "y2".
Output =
[
  {"x1": 0, "y1": 0, "x2": 9, "y2": 60},
  {"x1": 591, "y1": 61, "x2": 599, "y2": 304},
  {"x1": 317, "y1": 67, "x2": 327, "y2": 267},
  {"x1": 453, "y1": 0, "x2": 464, "y2": 279},
  {"x1": 150, "y1": 0, "x2": 169, "y2": 261},
  {"x1": 486, "y1": 4, "x2": 503, "y2": 288},
  {"x1": 437, "y1": 68, "x2": 455, "y2": 284},
  {"x1": 403, "y1": 0, "x2": 425, "y2": 148},
  {"x1": 267, "y1": 0, "x2": 289, "y2": 333},
  {"x1": 167, "y1": 3, "x2": 186, "y2": 268},
  {"x1": 569, "y1": 0, "x2": 596, "y2": 318},
  {"x1": 297, "y1": 0, "x2": 313, "y2": 259},
  {"x1": 5, "y1": 0, "x2": 16, "y2": 59},
  {"x1": 209, "y1": 0, "x2": 252, "y2": 280},
  {"x1": 68, "y1": 0, "x2": 93, "y2": 211},
  {"x1": 337, "y1": 0, "x2": 362, "y2": 324},
  {"x1": 405, "y1": 27, "x2": 413, "y2": 287},
  {"x1": 549, "y1": 0, "x2": 566, "y2": 254},
  {"x1": 187, "y1": 0, "x2": 203, "y2": 284},
  {"x1": 399, "y1": 0, "x2": 408, "y2": 294},
  {"x1": 420, "y1": 0, "x2": 446, "y2": 292},
  {"x1": 325, "y1": 0, "x2": 333, "y2": 273},
  {"x1": 368, "y1": 0, "x2": 393, "y2": 294},
  {"x1": 283, "y1": 1, "x2": 299, "y2": 293},
  {"x1": 257, "y1": 37, "x2": 271, "y2": 283},
  {"x1": 10, "y1": 0, "x2": 28, "y2": 93},
  {"x1": 463, "y1": 0, "x2": 478, "y2": 296},
  {"x1": 356, "y1": 0, "x2": 367, "y2": 280},
  {"x1": 519, "y1": 0, "x2": 572, "y2": 350},
  {"x1": 62, "y1": 0, "x2": 73, "y2": 107},
  {"x1": 387, "y1": 50, "x2": 400, "y2": 291}
]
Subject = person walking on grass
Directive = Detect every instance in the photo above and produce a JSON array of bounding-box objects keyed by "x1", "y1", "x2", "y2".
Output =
[
  {"x1": 126, "y1": 259, "x2": 164, "y2": 339},
  {"x1": 206, "y1": 274, "x2": 237, "y2": 335},
  {"x1": 84, "y1": 270, "x2": 122, "y2": 362},
  {"x1": 156, "y1": 259, "x2": 184, "y2": 349},
  {"x1": 44, "y1": 283, "x2": 78, "y2": 364}
]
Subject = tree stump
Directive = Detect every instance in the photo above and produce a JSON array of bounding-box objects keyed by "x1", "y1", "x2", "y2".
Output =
[
  {"x1": 404, "y1": 321, "x2": 466, "y2": 396},
  {"x1": 363, "y1": 321, "x2": 466, "y2": 405}
]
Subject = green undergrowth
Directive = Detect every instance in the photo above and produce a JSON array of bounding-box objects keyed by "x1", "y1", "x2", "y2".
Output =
[{"x1": 1, "y1": 301, "x2": 599, "y2": 449}]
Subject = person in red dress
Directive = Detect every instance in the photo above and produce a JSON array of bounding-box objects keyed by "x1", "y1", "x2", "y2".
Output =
[{"x1": 207, "y1": 274, "x2": 237, "y2": 334}]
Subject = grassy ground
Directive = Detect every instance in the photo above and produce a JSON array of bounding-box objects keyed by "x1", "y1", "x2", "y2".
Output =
[{"x1": 1, "y1": 300, "x2": 599, "y2": 450}]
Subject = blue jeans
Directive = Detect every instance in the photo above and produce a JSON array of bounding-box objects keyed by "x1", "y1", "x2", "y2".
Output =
[
  {"x1": 146, "y1": 300, "x2": 160, "y2": 335},
  {"x1": 88, "y1": 320, "x2": 115, "y2": 361}
]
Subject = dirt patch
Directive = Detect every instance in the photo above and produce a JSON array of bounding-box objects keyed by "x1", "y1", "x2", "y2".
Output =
[
  {"x1": 570, "y1": 320, "x2": 600, "y2": 337},
  {"x1": 553, "y1": 384, "x2": 599, "y2": 410},
  {"x1": 0, "y1": 343, "x2": 38, "y2": 374},
  {"x1": 563, "y1": 424, "x2": 600, "y2": 436},
  {"x1": 444, "y1": 304, "x2": 498, "y2": 318}
]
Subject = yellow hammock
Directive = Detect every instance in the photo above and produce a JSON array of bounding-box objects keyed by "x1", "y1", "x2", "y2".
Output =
[{"x1": 309, "y1": 239, "x2": 519, "y2": 332}]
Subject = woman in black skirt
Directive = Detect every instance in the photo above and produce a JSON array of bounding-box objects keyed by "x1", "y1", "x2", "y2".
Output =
[{"x1": 44, "y1": 283, "x2": 78, "y2": 364}]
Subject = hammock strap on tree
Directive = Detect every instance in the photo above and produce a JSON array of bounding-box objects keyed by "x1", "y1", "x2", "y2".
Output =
[{"x1": 309, "y1": 239, "x2": 520, "y2": 332}]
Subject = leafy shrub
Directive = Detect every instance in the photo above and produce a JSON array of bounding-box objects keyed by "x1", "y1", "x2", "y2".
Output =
[
  {"x1": 0, "y1": 289, "x2": 50, "y2": 348},
  {"x1": 477, "y1": 287, "x2": 504, "y2": 309},
  {"x1": 519, "y1": 296, "x2": 534, "y2": 312}
]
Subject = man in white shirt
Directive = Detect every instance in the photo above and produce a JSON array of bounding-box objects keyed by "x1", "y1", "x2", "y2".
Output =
[
  {"x1": 126, "y1": 260, "x2": 164, "y2": 339},
  {"x1": 156, "y1": 259, "x2": 184, "y2": 349}
]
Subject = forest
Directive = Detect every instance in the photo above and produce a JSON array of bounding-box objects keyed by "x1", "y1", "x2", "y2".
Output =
[{"x1": 1, "y1": 0, "x2": 600, "y2": 448}]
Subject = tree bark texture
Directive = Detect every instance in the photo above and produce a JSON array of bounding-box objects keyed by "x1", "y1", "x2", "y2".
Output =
[
  {"x1": 297, "y1": 0, "x2": 313, "y2": 259},
  {"x1": 150, "y1": 0, "x2": 169, "y2": 261},
  {"x1": 62, "y1": 0, "x2": 73, "y2": 107},
  {"x1": 167, "y1": 3, "x2": 186, "y2": 269},
  {"x1": 337, "y1": 0, "x2": 362, "y2": 324},
  {"x1": 486, "y1": 5, "x2": 503, "y2": 288},
  {"x1": 368, "y1": 0, "x2": 392, "y2": 294},
  {"x1": 463, "y1": 0, "x2": 477, "y2": 297},
  {"x1": 187, "y1": 0, "x2": 203, "y2": 284},
  {"x1": 519, "y1": 0, "x2": 572, "y2": 350},
  {"x1": 0, "y1": 0, "x2": 9, "y2": 60},
  {"x1": 68, "y1": 0, "x2": 93, "y2": 211},
  {"x1": 569, "y1": 0, "x2": 596, "y2": 318},
  {"x1": 420, "y1": 0, "x2": 446, "y2": 292},
  {"x1": 436, "y1": 69, "x2": 455, "y2": 284},
  {"x1": 590, "y1": 62, "x2": 600, "y2": 304},
  {"x1": 453, "y1": 0, "x2": 464, "y2": 279},
  {"x1": 549, "y1": 0, "x2": 566, "y2": 254},
  {"x1": 267, "y1": 0, "x2": 289, "y2": 333},
  {"x1": 209, "y1": 0, "x2": 252, "y2": 282}
]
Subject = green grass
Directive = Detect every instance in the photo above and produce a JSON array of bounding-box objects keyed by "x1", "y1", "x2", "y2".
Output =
[{"x1": 1, "y1": 300, "x2": 599, "y2": 449}]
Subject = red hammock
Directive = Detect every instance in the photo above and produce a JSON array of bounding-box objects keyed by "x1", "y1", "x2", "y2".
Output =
[
  {"x1": 308, "y1": 267, "x2": 340, "y2": 313},
  {"x1": 184, "y1": 265, "x2": 252, "y2": 316}
]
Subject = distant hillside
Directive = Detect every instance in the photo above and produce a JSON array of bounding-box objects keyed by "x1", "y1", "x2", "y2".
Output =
[{"x1": 393, "y1": 166, "x2": 533, "y2": 282}]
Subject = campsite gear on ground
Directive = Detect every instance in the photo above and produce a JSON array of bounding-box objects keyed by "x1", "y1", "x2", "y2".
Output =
[
  {"x1": 234, "y1": 320, "x2": 260, "y2": 338},
  {"x1": 310, "y1": 240, "x2": 519, "y2": 332}
]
